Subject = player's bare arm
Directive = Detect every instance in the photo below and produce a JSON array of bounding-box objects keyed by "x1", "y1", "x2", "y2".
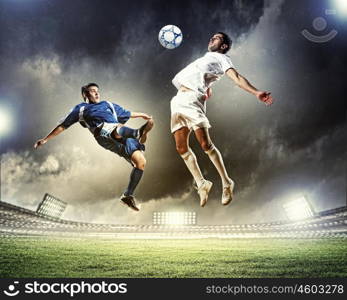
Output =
[
  {"x1": 130, "y1": 112, "x2": 153, "y2": 120},
  {"x1": 226, "y1": 68, "x2": 274, "y2": 106},
  {"x1": 34, "y1": 125, "x2": 65, "y2": 149}
]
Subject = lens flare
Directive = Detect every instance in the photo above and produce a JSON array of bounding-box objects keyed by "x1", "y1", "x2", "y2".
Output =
[
  {"x1": 0, "y1": 107, "x2": 12, "y2": 136},
  {"x1": 334, "y1": 0, "x2": 347, "y2": 15}
]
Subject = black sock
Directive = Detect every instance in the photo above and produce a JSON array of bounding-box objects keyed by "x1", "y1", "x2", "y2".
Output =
[{"x1": 124, "y1": 168, "x2": 143, "y2": 196}]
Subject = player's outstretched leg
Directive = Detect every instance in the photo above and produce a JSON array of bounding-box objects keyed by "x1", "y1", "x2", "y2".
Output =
[
  {"x1": 120, "y1": 150, "x2": 146, "y2": 211},
  {"x1": 205, "y1": 145, "x2": 234, "y2": 205},
  {"x1": 174, "y1": 127, "x2": 212, "y2": 207},
  {"x1": 194, "y1": 127, "x2": 234, "y2": 205}
]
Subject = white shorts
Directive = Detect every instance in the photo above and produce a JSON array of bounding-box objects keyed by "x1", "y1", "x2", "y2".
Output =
[{"x1": 170, "y1": 90, "x2": 211, "y2": 133}]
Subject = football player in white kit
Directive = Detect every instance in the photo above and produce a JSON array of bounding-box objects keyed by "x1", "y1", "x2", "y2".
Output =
[{"x1": 171, "y1": 32, "x2": 274, "y2": 207}]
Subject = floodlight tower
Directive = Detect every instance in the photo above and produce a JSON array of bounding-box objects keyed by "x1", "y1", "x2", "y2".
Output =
[
  {"x1": 283, "y1": 196, "x2": 315, "y2": 221},
  {"x1": 36, "y1": 193, "x2": 67, "y2": 219},
  {"x1": 153, "y1": 212, "x2": 197, "y2": 225}
]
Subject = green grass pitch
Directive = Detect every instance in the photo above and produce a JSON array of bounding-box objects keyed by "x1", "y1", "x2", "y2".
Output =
[{"x1": 0, "y1": 237, "x2": 346, "y2": 277}]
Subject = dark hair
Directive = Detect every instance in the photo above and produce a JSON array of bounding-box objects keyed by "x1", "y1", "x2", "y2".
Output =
[
  {"x1": 217, "y1": 32, "x2": 232, "y2": 53},
  {"x1": 81, "y1": 83, "x2": 99, "y2": 101}
]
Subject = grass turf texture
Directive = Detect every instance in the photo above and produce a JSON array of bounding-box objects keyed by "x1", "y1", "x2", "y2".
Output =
[{"x1": 0, "y1": 237, "x2": 346, "y2": 277}]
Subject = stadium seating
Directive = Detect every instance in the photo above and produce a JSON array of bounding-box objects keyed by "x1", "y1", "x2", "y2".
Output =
[{"x1": 0, "y1": 201, "x2": 346, "y2": 238}]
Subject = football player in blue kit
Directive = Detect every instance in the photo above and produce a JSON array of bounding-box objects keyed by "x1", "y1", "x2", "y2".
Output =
[{"x1": 34, "y1": 83, "x2": 153, "y2": 211}]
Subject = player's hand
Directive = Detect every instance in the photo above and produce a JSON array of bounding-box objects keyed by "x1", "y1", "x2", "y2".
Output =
[
  {"x1": 256, "y1": 91, "x2": 274, "y2": 106},
  {"x1": 206, "y1": 87, "x2": 212, "y2": 99},
  {"x1": 34, "y1": 138, "x2": 47, "y2": 149},
  {"x1": 141, "y1": 113, "x2": 153, "y2": 120},
  {"x1": 202, "y1": 88, "x2": 212, "y2": 101}
]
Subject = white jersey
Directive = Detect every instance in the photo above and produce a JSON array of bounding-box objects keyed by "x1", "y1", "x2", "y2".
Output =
[{"x1": 172, "y1": 52, "x2": 234, "y2": 95}]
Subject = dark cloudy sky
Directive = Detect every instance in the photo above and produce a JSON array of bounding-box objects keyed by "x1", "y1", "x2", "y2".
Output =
[{"x1": 0, "y1": 0, "x2": 345, "y2": 224}]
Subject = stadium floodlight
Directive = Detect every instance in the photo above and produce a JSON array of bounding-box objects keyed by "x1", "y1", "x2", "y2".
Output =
[
  {"x1": 0, "y1": 106, "x2": 12, "y2": 136},
  {"x1": 283, "y1": 196, "x2": 314, "y2": 221},
  {"x1": 153, "y1": 212, "x2": 197, "y2": 225},
  {"x1": 334, "y1": 0, "x2": 347, "y2": 15},
  {"x1": 36, "y1": 193, "x2": 67, "y2": 219}
]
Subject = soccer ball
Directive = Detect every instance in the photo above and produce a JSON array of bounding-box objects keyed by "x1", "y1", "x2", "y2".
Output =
[{"x1": 158, "y1": 25, "x2": 183, "y2": 49}]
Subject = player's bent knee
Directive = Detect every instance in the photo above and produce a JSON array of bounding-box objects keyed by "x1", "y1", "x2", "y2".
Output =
[
  {"x1": 134, "y1": 160, "x2": 146, "y2": 170},
  {"x1": 200, "y1": 141, "x2": 212, "y2": 152},
  {"x1": 148, "y1": 118, "x2": 154, "y2": 126},
  {"x1": 141, "y1": 157, "x2": 146, "y2": 168},
  {"x1": 131, "y1": 151, "x2": 146, "y2": 170},
  {"x1": 176, "y1": 144, "x2": 188, "y2": 155}
]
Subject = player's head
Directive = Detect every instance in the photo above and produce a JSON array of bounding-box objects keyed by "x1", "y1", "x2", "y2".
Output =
[
  {"x1": 81, "y1": 83, "x2": 100, "y2": 103},
  {"x1": 208, "y1": 32, "x2": 232, "y2": 54}
]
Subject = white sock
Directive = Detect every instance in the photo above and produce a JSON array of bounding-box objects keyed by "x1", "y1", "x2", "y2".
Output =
[
  {"x1": 181, "y1": 149, "x2": 204, "y2": 188},
  {"x1": 205, "y1": 145, "x2": 231, "y2": 187}
]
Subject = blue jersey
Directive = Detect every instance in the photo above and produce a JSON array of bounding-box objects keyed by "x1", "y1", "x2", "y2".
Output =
[{"x1": 58, "y1": 100, "x2": 131, "y2": 129}]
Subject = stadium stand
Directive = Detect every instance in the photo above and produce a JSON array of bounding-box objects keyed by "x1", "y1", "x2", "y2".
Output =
[{"x1": 0, "y1": 201, "x2": 346, "y2": 238}]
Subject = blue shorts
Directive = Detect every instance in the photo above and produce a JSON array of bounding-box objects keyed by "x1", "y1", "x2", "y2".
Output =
[{"x1": 94, "y1": 132, "x2": 145, "y2": 164}]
